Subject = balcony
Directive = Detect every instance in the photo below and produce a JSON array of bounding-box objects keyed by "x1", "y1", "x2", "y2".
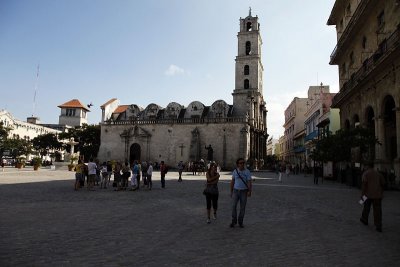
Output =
[
  {"x1": 305, "y1": 130, "x2": 318, "y2": 142},
  {"x1": 332, "y1": 25, "x2": 400, "y2": 107},
  {"x1": 330, "y1": 0, "x2": 371, "y2": 64},
  {"x1": 294, "y1": 145, "x2": 305, "y2": 153}
]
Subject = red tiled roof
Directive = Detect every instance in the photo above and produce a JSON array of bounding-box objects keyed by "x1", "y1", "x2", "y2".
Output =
[
  {"x1": 58, "y1": 99, "x2": 90, "y2": 111},
  {"x1": 100, "y1": 98, "x2": 118, "y2": 108},
  {"x1": 113, "y1": 105, "x2": 129, "y2": 114}
]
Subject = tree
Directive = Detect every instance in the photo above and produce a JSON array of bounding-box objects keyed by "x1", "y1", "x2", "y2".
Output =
[
  {"x1": 59, "y1": 124, "x2": 101, "y2": 160},
  {"x1": 31, "y1": 133, "x2": 63, "y2": 157},
  {"x1": 311, "y1": 127, "x2": 380, "y2": 163},
  {"x1": 0, "y1": 122, "x2": 11, "y2": 160},
  {"x1": 0, "y1": 122, "x2": 33, "y2": 160}
]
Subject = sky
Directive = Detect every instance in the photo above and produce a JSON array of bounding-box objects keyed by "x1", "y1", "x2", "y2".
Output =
[{"x1": 0, "y1": 0, "x2": 338, "y2": 139}]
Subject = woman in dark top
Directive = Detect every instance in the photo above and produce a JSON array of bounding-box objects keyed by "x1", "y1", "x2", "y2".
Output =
[{"x1": 205, "y1": 162, "x2": 220, "y2": 224}]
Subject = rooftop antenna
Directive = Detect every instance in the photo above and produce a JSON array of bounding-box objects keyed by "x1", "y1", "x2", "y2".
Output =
[{"x1": 32, "y1": 64, "x2": 40, "y2": 117}]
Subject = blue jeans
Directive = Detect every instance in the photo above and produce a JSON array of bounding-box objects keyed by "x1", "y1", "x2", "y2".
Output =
[{"x1": 231, "y1": 189, "x2": 248, "y2": 225}]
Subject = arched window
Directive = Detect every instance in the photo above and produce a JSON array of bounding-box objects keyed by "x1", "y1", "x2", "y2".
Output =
[
  {"x1": 245, "y1": 41, "x2": 251, "y2": 55},
  {"x1": 246, "y1": 22, "x2": 252, "y2": 31},
  {"x1": 244, "y1": 65, "x2": 249, "y2": 75},
  {"x1": 244, "y1": 79, "x2": 249, "y2": 89}
]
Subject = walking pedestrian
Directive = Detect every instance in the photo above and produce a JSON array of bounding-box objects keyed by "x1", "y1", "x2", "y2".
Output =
[
  {"x1": 278, "y1": 164, "x2": 283, "y2": 183},
  {"x1": 74, "y1": 160, "x2": 84, "y2": 190},
  {"x1": 107, "y1": 161, "x2": 113, "y2": 187},
  {"x1": 147, "y1": 162, "x2": 153, "y2": 190},
  {"x1": 360, "y1": 162, "x2": 385, "y2": 232},
  {"x1": 314, "y1": 165, "x2": 319, "y2": 185},
  {"x1": 113, "y1": 161, "x2": 122, "y2": 191},
  {"x1": 100, "y1": 162, "x2": 108, "y2": 189},
  {"x1": 177, "y1": 161, "x2": 184, "y2": 182},
  {"x1": 230, "y1": 158, "x2": 252, "y2": 228},
  {"x1": 131, "y1": 161, "x2": 139, "y2": 190},
  {"x1": 204, "y1": 162, "x2": 220, "y2": 224},
  {"x1": 142, "y1": 161, "x2": 148, "y2": 188},
  {"x1": 121, "y1": 162, "x2": 130, "y2": 190},
  {"x1": 160, "y1": 161, "x2": 168, "y2": 188},
  {"x1": 87, "y1": 158, "x2": 97, "y2": 191}
]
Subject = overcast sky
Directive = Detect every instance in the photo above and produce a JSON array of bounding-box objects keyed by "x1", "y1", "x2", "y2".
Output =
[{"x1": 0, "y1": 0, "x2": 338, "y2": 139}]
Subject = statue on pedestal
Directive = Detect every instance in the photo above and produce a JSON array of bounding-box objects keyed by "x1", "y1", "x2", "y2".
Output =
[{"x1": 205, "y1": 144, "x2": 213, "y2": 161}]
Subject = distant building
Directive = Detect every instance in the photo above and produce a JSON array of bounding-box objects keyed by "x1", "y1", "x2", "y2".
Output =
[
  {"x1": 0, "y1": 110, "x2": 61, "y2": 160},
  {"x1": 58, "y1": 99, "x2": 90, "y2": 127},
  {"x1": 98, "y1": 11, "x2": 268, "y2": 169},
  {"x1": 276, "y1": 136, "x2": 285, "y2": 162},
  {"x1": 328, "y1": 0, "x2": 400, "y2": 179},
  {"x1": 304, "y1": 84, "x2": 338, "y2": 167},
  {"x1": 283, "y1": 97, "x2": 307, "y2": 163},
  {"x1": 267, "y1": 138, "x2": 278, "y2": 156}
]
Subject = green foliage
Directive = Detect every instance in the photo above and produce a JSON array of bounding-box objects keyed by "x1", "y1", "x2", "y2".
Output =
[
  {"x1": 2, "y1": 138, "x2": 33, "y2": 158},
  {"x1": 311, "y1": 127, "x2": 380, "y2": 163},
  {"x1": 32, "y1": 157, "x2": 42, "y2": 166},
  {"x1": 59, "y1": 124, "x2": 100, "y2": 160},
  {"x1": 31, "y1": 133, "x2": 63, "y2": 157}
]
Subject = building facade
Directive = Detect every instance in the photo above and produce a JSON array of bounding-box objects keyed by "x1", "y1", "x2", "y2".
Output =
[
  {"x1": 58, "y1": 99, "x2": 90, "y2": 127},
  {"x1": 0, "y1": 110, "x2": 61, "y2": 141},
  {"x1": 304, "y1": 84, "x2": 338, "y2": 167},
  {"x1": 267, "y1": 137, "x2": 279, "y2": 156},
  {"x1": 98, "y1": 11, "x2": 268, "y2": 169},
  {"x1": 328, "y1": 0, "x2": 400, "y2": 180},
  {"x1": 283, "y1": 97, "x2": 307, "y2": 163},
  {"x1": 0, "y1": 110, "x2": 62, "y2": 161}
]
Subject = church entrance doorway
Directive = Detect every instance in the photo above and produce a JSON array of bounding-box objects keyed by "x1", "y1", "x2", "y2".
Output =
[{"x1": 130, "y1": 143, "x2": 141, "y2": 164}]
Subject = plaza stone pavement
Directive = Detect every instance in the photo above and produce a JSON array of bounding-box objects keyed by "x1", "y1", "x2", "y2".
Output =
[{"x1": 0, "y1": 168, "x2": 399, "y2": 267}]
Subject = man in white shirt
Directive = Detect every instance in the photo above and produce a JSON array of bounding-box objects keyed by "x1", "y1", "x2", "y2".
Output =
[{"x1": 87, "y1": 158, "x2": 97, "y2": 191}]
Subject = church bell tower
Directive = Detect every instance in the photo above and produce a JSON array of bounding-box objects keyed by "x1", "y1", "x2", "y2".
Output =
[
  {"x1": 232, "y1": 9, "x2": 266, "y2": 125},
  {"x1": 232, "y1": 8, "x2": 268, "y2": 165}
]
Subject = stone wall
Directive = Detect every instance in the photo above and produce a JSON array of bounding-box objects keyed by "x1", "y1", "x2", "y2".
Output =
[{"x1": 98, "y1": 120, "x2": 249, "y2": 170}]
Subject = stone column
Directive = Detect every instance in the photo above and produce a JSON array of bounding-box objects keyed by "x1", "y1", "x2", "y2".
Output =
[
  {"x1": 394, "y1": 108, "x2": 400, "y2": 183},
  {"x1": 374, "y1": 116, "x2": 385, "y2": 164}
]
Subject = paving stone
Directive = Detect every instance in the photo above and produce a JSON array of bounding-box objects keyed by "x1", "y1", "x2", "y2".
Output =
[{"x1": 0, "y1": 168, "x2": 399, "y2": 266}]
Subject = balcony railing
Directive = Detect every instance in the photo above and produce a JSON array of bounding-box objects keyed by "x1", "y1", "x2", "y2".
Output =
[
  {"x1": 332, "y1": 24, "x2": 400, "y2": 107},
  {"x1": 330, "y1": 0, "x2": 371, "y2": 64},
  {"x1": 102, "y1": 116, "x2": 248, "y2": 126},
  {"x1": 304, "y1": 130, "x2": 318, "y2": 142}
]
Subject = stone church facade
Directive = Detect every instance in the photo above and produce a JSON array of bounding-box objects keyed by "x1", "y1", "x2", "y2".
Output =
[{"x1": 98, "y1": 11, "x2": 268, "y2": 170}]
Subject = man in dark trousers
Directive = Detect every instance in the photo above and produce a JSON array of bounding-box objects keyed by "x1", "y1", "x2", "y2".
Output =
[
  {"x1": 160, "y1": 161, "x2": 167, "y2": 188},
  {"x1": 360, "y1": 162, "x2": 385, "y2": 232}
]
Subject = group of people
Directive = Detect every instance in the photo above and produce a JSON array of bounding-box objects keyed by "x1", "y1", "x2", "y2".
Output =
[
  {"x1": 72, "y1": 156, "x2": 385, "y2": 231},
  {"x1": 73, "y1": 159, "x2": 169, "y2": 191},
  {"x1": 73, "y1": 157, "x2": 254, "y2": 228},
  {"x1": 203, "y1": 158, "x2": 253, "y2": 228}
]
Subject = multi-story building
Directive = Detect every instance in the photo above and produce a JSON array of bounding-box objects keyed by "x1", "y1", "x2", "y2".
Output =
[
  {"x1": 0, "y1": 110, "x2": 61, "y2": 141},
  {"x1": 328, "y1": 0, "x2": 400, "y2": 179},
  {"x1": 276, "y1": 136, "x2": 285, "y2": 162},
  {"x1": 97, "y1": 11, "x2": 268, "y2": 169},
  {"x1": 0, "y1": 110, "x2": 62, "y2": 161},
  {"x1": 58, "y1": 99, "x2": 90, "y2": 127},
  {"x1": 283, "y1": 97, "x2": 307, "y2": 163},
  {"x1": 267, "y1": 137, "x2": 279, "y2": 156},
  {"x1": 293, "y1": 128, "x2": 305, "y2": 168},
  {"x1": 304, "y1": 84, "x2": 338, "y2": 167}
]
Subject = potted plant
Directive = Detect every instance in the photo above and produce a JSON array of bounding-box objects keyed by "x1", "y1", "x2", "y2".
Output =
[
  {"x1": 16, "y1": 156, "x2": 26, "y2": 169},
  {"x1": 68, "y1": 155, "x2": 78, "y2": 171},
  {"x1": 32, "y1": 157, "x2": 42, "y2": 171}
]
